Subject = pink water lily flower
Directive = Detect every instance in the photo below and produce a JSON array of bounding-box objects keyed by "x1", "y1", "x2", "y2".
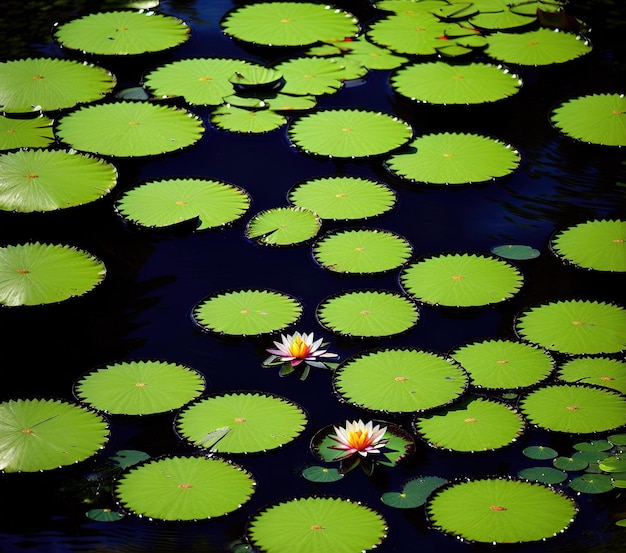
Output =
[
  {"x1": 266, "y1": 331, "x2": 337, "y2": 367},
  {"x1": 329, "y1": 419, "x2": 389, "y2": 460}
]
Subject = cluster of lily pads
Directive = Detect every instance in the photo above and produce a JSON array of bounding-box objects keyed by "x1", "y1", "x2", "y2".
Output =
[{"x1": 1, "y1": 1, "x2": 625, "y2": 551}]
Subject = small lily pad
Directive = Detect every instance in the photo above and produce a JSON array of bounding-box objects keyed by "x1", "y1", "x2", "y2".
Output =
[
  {"x1": 568, "y1": 473, "x2": 614, "y2": 494},
  {"x1": 553, "y1": 456, "x2": 588, "y2": 471},
  {"x1": 490, "y1": 244, "x2": 540, "y2": 260},
  {"x1": 210, "y1": 105, "x2": 287, "y2": 133},
  {"x1": 518, "y1": 467, "x2": 568, "y2": 484},
  {"x1": 382, "y1": 475, "x2": 448, "y2": 508},
  {"x1": 301, "y1": 465, "x2": 344, "y2": 482},
  {"x1": 522, "y1": 445, "x2": 558, "y2": 460}
]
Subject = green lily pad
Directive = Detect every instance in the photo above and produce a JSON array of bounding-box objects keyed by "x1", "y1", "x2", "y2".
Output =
[
  {"x1": 382, "y1": 475, "x2": 448, "y2": 508},
  {"x1": 557, "y1": 356, "x2": 626, "y2": 394},
  {"x1": 450, "y1": 339, "x2": 554, "y2": 390},
  {"x1": 313, "y1": 228, "x2": 413, "y2": 274},
  {"x1": 53, "y1": 10, "x2": 190, "y2": 56},
  {"x1": 520, "y1": 383, "x2": 626, "y2": 434},
  {"x1": 386, "y1": 132, "x2": 520, "y2": 185},
  {"x1": 490, "y1": 244, "x2": 541, "y2": 260},
  {"x1": 74, "y1": 359, "x2": 206, "y2": 415},
  {"x1": 0, "y1": 398, "x2": 109, "y2": 473},
  {"x1": 86, "y1": 508, "x2": 125, "y2": 522},
  {"x1": 551, "y1": 219, "x2": 626, "y2": 272},
  {"x1": 553, "y1": 455, "x2": 588, "y2": 471},
  {"x1": 317, "y1": 289, "x2": 419, "y2": 338},
  {"x1": 115, "y1": 177, "x2": 251, "y2": 231},
  {"x1": 191, "y1": 288, "x2": 302, "y2": 336},
  {"x1": 114, "y1": 455, "x2": 255, "y2": 521},
  {"x1": 288, "y1": 176, "x2": 396, "y2": 221},
  {"x1": 210, "y1": 105, "x2": 287, "y2": 133},
  {"x1": 247, "y1": 496, "x2": 387, "y2": 552},
  {"x1": 568, "y1": 473, "x2": 614, "y2": 494},
  {"x1": 288, "y1": 108, "x2": 412, "y2": 158},
  {"x1": 333, "y1": 348, "x2": 468, "y2": 413},
  {"x1": 0, "y1": 242, "x2": 106, "y2": 307},
  {"x1": 515, "y1": 299, "x2": 626, "y2": 355},
  {"x1": 522, "y1": 445, "x2": 558, "y2": 460},
  {"x1": 301, "y1": 465, "x2": 344, "y2": 482},
  {"x1": 414, "y1": 396, "x2": 526, "y2": 452},
  {"x1": 598, "y1": 457, "x2": 626, "y2": 473},
  {"x1": 426, "y1": 477, "x2": 578, "y2": 543},
  {"x1": 0, "y1": 58, "x2": 115, "y2": 114},
  {"x1": 470, "y1": 7, "x2": 535, "y2": 30},
  {"x1": 229, "y1": 65, "x2": 284, "y2": 88},
  {"x1": 333, "y1": 38, "x2": 410, "y2": 70},
  {"x1": 550, "y1": 93, "x2": 626, "y2": 146},
  {"x1": 609, "y1": 433, "x2": 626, "y2": 446},
  {"x1": 274, "y1": 57, "x2": 346, "y2": 96},
  {"x1": 391, "y1": 61, "x2": 522, "y2": 104},
  {"x1": 245, "y1": 206, "x2": 321, "y2": 246},
  {"x1": 0, "y1": 148, "x2": 118, "y2": 213},
  {"x1": 573, "y1": 440, "x2": 613, "y2": 452},
  {"x1": 518, "y1": 467, "x2": 568, "y2": 484},
  {"x1": 400, "y1": 253, "x2": 524, "y2": 307},
  {"x1": 56, "y1": 101, "x2": 205, "y2": 158},
  {"x1": 0, "y1": 115, "x2": 54, "y2": 150},
  {"x1": 175, "y1": 391, "x2": 307, "y2": 454}
]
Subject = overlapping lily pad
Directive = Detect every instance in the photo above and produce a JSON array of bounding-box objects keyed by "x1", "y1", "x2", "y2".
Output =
[
  {"x1": 520, "y1": 383, "x2": 626, "y2": 433},
  {"x1": 0, "y1": 398, "x2": 109, "y2": 473},
  {"x1": 210, "y1": 105, "x2": 287, "y2": 133},
  {"x1": 414, "y1": 397, "x2": 526, "y2": 452},
  {"x1": 313, "y1": 228, "x2": 413, "y2": 274},
  {"x1": 245, "y1": 206, "x2": 321, "y2": 246},
  {"x1": 191, "y1": 288, "x2": 302, "y2": 336},
  {"x1": 391, "y1": 61, "x2": 522, "y2": 104},
  {"x1": 450, "y1": 339, "x2": 555, "y2": 390},
  {"x1": 176, "y1": 391, "x2": 307, "y2": 454},
  {"x1": 426, "y1": 477, "x2": 578, "y2": 543},
  {"x1": 317, "y1": 289, "x2": 419, "y2": 338},
  {"x1": 0, "y1": 58, "x2": 116, "y2": 114},
  {"x1": 386, "y1": 132, "x2": 520, "y2": 185},
  {"x1": 550, "y1": 219, "x2": 626, "y2": 272},
  {"x1": 0, "y1": 242, "x2": 106, "y2": 307},
  {"x1": 274, "y1": 57, "x2": 346, "y2": 96},
  {"x1": 550, "y1": 93, "x2": 626, "y2": 146},
  {"x1": 55, "y1": 101, "x2": 205, "y2": 157},
  {"x1": 114, "y1": 455, "x2": 255, "y2": 521},
  {"x1": 0, "y1": 149, "x2": 117, "y2": 212},
  {"x1": 74, "y1": 360, "x2": 206, "y2": 415},
  {"x1": 557, "y1": 356, "x2": 626, "y2": 394},
  {"x1": 288, "y1": 176, "x2": 396, "y2": 220},
  {"x1": 333, "y1": 348, "x2": 468, "y2": 413},
  {"x1": 53, "y1": 10, "x2": 190, "y2": 56},
  {"x1": 220, "y1": 2, "x2": 359, "y2": 47},
  {"x1": 382, "y1": 475, "x2": 448, "y2": 509},
  {"x1": 515, "y1": 300, "x2": 626, "y2": 355},
  {"x1": 288, "y1": 109, "x2": 412, "y2": 158},
  {"x1": 0, "y1": 115, "x2": 54, "y2": 150},
  {"x1": 400, "y1": 253, "x2": 524, "y2": 307},
  {"x1": 247, "y1": 496, "x2": 387, "y2": 552},
  {"x1": 115, "y1": 177, "x2": 251, "y2": 230}
]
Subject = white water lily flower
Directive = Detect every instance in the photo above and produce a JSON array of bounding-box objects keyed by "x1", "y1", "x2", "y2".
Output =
[
  {"x1": 329, "y1": 419, "x2": 389, "y2": 460},
  {"x1": 266, "y1": 331, "x2": 337, "y2": 367}
]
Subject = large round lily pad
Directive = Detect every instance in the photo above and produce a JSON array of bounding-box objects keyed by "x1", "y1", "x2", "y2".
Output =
[{"x1": 557, "y1": 356, "x2": 626, "y2": 395}]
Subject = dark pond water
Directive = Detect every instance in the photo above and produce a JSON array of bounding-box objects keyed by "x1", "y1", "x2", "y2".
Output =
[{"x1": 1, "y1": 0, "x2": 625, "y2": 551}]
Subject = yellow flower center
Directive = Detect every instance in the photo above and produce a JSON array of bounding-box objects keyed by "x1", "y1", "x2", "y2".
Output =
[
  {"x1": 346, "y1": 429, "x2": 373, "y2": 450},
  {"x1": 288, "y1": 336, "x2": 310, "y2": 358}
]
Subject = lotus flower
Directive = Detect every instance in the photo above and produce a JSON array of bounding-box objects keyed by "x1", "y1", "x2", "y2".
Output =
[{"x1": 329, "y1": 419, "x2": 389, "y2": 460}]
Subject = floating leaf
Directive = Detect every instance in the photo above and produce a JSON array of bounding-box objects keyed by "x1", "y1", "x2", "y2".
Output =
[
  {"x1": 74, "y1": 360, "x2": 206, "y2": 415},
  {"x1": 115, "y1": 177, "x2": 251, "y2": 231},
  {"x1": 333, "y1": 348, "x2": 467, "y2": 413},
  {"x1": 114, "y1": 455, "x2": 255, "y2": 521},
  {"x1": 382, "y1": 475, "x2": 448, "y2": 509},
  {"x1": 86, "y1": 508, "x2": 125, "y2": 522},
  {"x1": 553, "y1": 455, "x2": 588, "y2": 471},
  {"x1": 557, "y1": 356, "x2": 626, "y2": 394},
  {"x1": 569, "y1": 473, "x2": 614, "y2": 494},
  {"x1": 210, "y1": 105, "x2": 287, "y2": 133},
  {"x1": 523, "y1": 445, "x2": 558, "y2": 460},
  {"x1": 426, "y1": 477, "x2": 578, "y2": 543},
  {"x1": 301, "y1": 465, "x2": 344, "y2": 482},
  {"x1": 518, "y1": 467, "x2": 568, "y2": 484},
  {"x1": 551, "y1": 219, "x2": 626, "y2": 272},
  {"x1": 386, "y1": 132, "x2": 520, "y2": 185},
  {"x1": 317, "y1": 289, "x2": 419, "y2": 338},
  {"x1": 0, "y1": 115, "x2": 54, "y2": 150},
  {"x1": 336, "y1": 38, "x2": 409, "y2": 70},
  {"x1": 515, "y1": 299, "x2": 626, "y2": 355},
  {"x1": 247, "y1": 496, "x2": 387, "y2": 552},
  {"x1": 470, "y1": 7, "x2": 535, "y2": 30},
  {"x1": 598, "y1": 457, "x2": 626, "y2": 473},
  {"x1": 53, "y1": 10, "x2": 190, "y2": 56},
  {"x1": 245, "y1": 206, "x2": 321, "y2": 246},
  {"x1": 288, "y1": 176, "x2": 396, "y2": 221},
  {"x1": 400, "y1": 253, "x2": 523, "y2": 307},
  {"x1": 490, "y1": 244, "x2": 540, "y2": 260},
  {"x1": 274, "y1": 57, "x2": 346, "y2": 96},
  {"x1": 110, "y1": 449, "x2": 150, "y2": 469},
  {"x1": 0, "y1": 242, "x2": 106, "y2": 307},
  {"x1": 192, "y1": 288, "x2": 302, "y2": 336},
  {"x1": 0, "y1": 398, "x2": 109, "y2": 473}
]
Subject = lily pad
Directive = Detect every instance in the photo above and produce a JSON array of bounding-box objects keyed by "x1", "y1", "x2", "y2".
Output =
[
  {"x1": 569, "y1": 473, "x2": 614, "y2": 494},
  {"x1": 312, "y1": 228, "x2": 413, "y2": 274},
  {"x1": 400, "y1": 253, "x2": 524, "y2": 307},
  {"x1": 288, "y1": 176, "x2": 396, "y2": 221},
  {"x1": 0, "y1": 115, "x2": 54, "y2": 150},
  {"x1": 210, "y1": 105, "x2": 287, "y2": 133},
  {"x1": 115, "y1": 177, "x2": 251, "y2": 231},
  {"x1": 330, "y1": 38, "x2": 410, "y2": 70},
  {"x1": 74, "y1": 360, "x2": 206, "y2": 415},
  {"x1": 245, "y1": 206, "x2": 321, "y2": 246},
  {"x1": 386, "y1": 132, "x2": 520, "y2": 185},
  {"x1": 551, "y1": 219, "x2": 626, "y2": 272},
  {"x1": 523, "y1": 445, "x2": 558, "y2": 460},
  {"x1": 301, "y1": 465, "x2": 344, "y2": 482},
  {"x1": 191, "y1": 288, "x2": 302, "y2": 336},
  {"x1": 86, "y1": 508, "x2": 125, "y2": 522},
  {"x1": 333, "y1": 348, "x2": 468, "y2": 413},
  {"x1": 0, "y1": 242, "x2": 106, "y2": 307},
  {"x1": 518, "y1": 467, "x2": 568, "y2": 484},
  {"x1": 247, "y1": 496, "x2": 387, "y2": 552},
  {"x1": 317, "y1": 289, "x2": 419, "y2": 338},
  {"x1": 450, "y1": 339, "x2": 554, "y2": 390},
  {"x1": 56, "y1": 101, "x2": 205, "y2": 158},
  {"x1": 490, "y1": 244, "x2": 540, "y2": 260},
  {"x1": 426, "y1": 477, "x2": 578, "y2": 543},
  {"x1": 520, "y1": 383, "x2": 626, "y2": 433},
  {"x1": 515, "y1": 299, "x2": 626, "y2": 355},
  {"x1": 288, "y1": 108, "x2": 412, "y2": 158},
  {"x1": 274, "y1": 57, "x2": 346, "y2": 96},
  {"x1": 53, "y1": 10, "x2": 190, "y2": 56},
  {"x1": 175, "y1": 391, "x2": 307, "y2": 454},
  {"x1": 553, "y1": 455, "x2": 588, "y2": 471},
  {"x1": 382, "y1": 475, "x2": 448, "y2": 508},
  {"x1": 0, "y1": 57, "x2": 116, "y2": 114},
  {"x1": 0, "y1": 398, "x2": 109, "y2": 473},
  {"x1": 114, "y1": 455, "x2": 255, "y2": 521},
  {"x1": 469, "y1": 7, "x2": 535, "y2": 30},
  {"x1": 557, "y1": 356, "x2": 626, "y2": 394}
]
